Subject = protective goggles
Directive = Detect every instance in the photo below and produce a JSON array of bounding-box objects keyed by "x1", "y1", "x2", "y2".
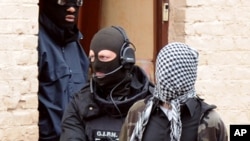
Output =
[{"x1": 57, "y1": 0, "x2": 83, "y2": 6}]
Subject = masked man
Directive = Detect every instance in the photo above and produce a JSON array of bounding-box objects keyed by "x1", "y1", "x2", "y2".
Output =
[
  {"x1": 119, "y1": 42, "x2": 228, "y2": 141},
  {"x1": 60, "y1": 26, "x2": 154, "y2": 141},
  {"x1": 38, "y1": 0, "x2": 89, "y2": 140}
]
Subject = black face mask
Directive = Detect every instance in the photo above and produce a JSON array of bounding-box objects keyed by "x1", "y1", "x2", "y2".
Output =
[
  {"x1": 90, "y1": 27, "x2": 128, "y2": 88},
  {"x1": 91, "y1": 51, "x2": 127, "y2": 88},
  {"x1": 41, "y1": 0, "x2": 80, "y2": 29}
]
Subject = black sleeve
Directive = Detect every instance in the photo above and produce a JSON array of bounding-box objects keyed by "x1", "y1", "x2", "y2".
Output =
[{"x1": 60, "y1": 95, "x2": 87, "y2": 141}]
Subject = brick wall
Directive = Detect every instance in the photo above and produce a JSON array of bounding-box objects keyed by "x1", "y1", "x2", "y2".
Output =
[
  {"x1": 169, "y1": 0, "x2": 250, "y2": 133},
  {"x1": 0, "y1": 0, "x2": 38, "y2": 140}
]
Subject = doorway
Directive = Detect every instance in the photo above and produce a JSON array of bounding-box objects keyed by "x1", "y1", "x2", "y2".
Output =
[
  {"x1": 77, "y1": 0, "x2": 169, "y2": 82},
  {"x1": 78, "y1": 0, "x2": 169, "y2": 57},
  {"x1": 77, "y1": 0, "x2": 102, "y2": 54}
]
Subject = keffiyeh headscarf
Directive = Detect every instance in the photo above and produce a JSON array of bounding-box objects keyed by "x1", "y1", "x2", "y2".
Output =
[{"x1": 130, "y1": 42, "x2": 199, "y2": 141}]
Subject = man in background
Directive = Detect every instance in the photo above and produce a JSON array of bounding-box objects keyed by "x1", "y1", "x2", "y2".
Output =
[{"x1": 38, "y1": 0, "x2": 89, "y2": 140}]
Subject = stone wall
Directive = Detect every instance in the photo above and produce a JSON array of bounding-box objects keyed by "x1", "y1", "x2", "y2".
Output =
[
  {"x1": 0, "y1": 0, "x2": 38, "y2": 140},
  {"x1": 169, "y1": 0, "x2": 250, "y2": 133}
]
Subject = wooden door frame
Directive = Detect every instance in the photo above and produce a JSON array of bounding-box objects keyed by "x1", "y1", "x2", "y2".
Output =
[
  {"x1": 154, "y1": 0, "x2": 169, "y2": 61},
  {"x1": 78, "y1": 0, "x2": 102, "y2": 54}
]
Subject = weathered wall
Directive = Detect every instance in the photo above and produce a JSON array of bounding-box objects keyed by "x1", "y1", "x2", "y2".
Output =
[
  {"x1": 169, "y1": 0, "x2": 250, "y2": 133},
  {"x1": 0, "y1": 0, "x2": 38, "y2": 140}
]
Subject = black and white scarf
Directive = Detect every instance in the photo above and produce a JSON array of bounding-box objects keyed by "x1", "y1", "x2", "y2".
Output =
[{"x1": 130, "y1": 42, "x2": 199, "y2": 141}]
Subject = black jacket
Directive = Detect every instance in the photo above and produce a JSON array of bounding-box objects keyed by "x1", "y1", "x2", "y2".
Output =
[
  {"x1": 60, "y1": 66, "x2": 154, "y2": 141},
  {"x1": 119, "y1": 97, "x2": 228, "y2": 141}
]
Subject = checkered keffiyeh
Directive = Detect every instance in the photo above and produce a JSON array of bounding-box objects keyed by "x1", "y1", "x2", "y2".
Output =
[
  {"x1": 154, "y1": 42, "x2": 198, "y2": 102},
  {"x1": 130, "y1": 42, "x2": 199, "y2": 141}
]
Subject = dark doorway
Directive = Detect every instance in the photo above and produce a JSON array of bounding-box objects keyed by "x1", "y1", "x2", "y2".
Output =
[
  {"x1": 77, "y1": 0, "x2": 102, "y2": 54},
  {"x1": 154, "y1": 0, "x2": 169, "y2": 60}
]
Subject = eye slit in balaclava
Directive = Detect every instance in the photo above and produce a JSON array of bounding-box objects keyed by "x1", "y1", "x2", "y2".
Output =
[
  {"x1": 89, "y1": 26, "x2": 128, "y2": 87},
  {"x1": 58, "y1": 0, "x2": 83, "y2": 6},
  {"x1": 91, "y1": 49, "x2": 118, "y2": 73}
]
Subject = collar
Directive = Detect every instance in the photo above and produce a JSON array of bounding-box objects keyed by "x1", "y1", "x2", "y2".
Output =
[
  {"x1": 156, "y1": 98, "x2": 198, "y2": 119},
  {"x1": 182, "y1": 98, "x2": 198, "y2": 117}
]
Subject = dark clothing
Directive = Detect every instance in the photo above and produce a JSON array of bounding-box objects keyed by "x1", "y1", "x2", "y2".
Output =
[
  {"x1": 60, "y1": 66, "x2": 154, "y2": 141},
  {"x1": 142, "y1": 98, "x2": 202, "y2": 141},
  {"x1": 38, "y1": 12, "x2": 89, "y2": 141},
  {"x1": 119, "y1": 97, "x2": 228, "y2": 141}
]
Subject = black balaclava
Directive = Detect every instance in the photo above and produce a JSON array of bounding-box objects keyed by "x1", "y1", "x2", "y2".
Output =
[
  {"x1": 90, "y1": 26, "x2": 132, "y2": 96},
  {"x1": 39, "y1": 0, "x2": 80, "y2": 29}
]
